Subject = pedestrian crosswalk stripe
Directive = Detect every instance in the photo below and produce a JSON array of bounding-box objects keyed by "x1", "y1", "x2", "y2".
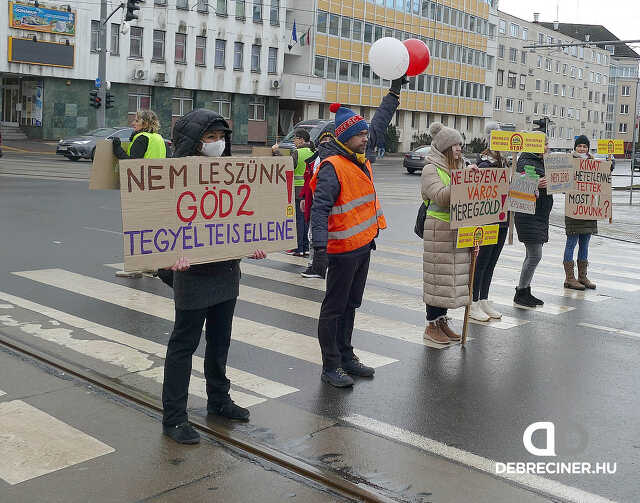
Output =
[
  {"x1": 0, "y1": 400, "x2": 115, "y2": 485},
  {"x1": 491, "y1": 280, "x2": 610, "y2": 302},
  {"x1": 0, "y1": 292, "x2": 274, "y2": 407},
  {"x1": 578, "y1": 323, "x2": 640, "y2": 341},
  {"x1": 0, "y1": 389, "x2": 6, "y2": 397},
  {"x1": 341, "y1": 414, "x2": 616, "y2": 503},
  {"x1": 12, "y1": 270, "x2": 396, "y2": 369}
]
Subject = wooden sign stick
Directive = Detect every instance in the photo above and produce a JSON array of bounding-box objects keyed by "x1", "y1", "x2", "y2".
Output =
[{"x1": 462, "y1": 247, "x2": 478, "y2": 346}]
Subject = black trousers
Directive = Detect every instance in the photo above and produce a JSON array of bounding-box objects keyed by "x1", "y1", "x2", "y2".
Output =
[
  {"x1": 426, "y1": 306, "x2": 448, "y2": 321},
  {"x1": 162, "y1": 298, "x2": 236, "y2": 426},
  {"x1": 318, "y1": 251, "x2": 370, "y2": 371},
  {"x1": 473, "y1": 226, "x2": 508, "y2": 302}
]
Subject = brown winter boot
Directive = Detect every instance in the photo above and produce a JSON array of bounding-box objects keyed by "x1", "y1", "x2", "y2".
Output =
[
  {"x1": 563, "y1": 261, "x2": 585, "y2": 290},
  {"x1": 437, "y1": 318, "x2": 461, "y2": 342},
  {"x1": 424, "y1": 321, "x2": 450, "y2": 345},
  {"x1": 577, "y1": 260, "x2": 596, "y2": 289}
]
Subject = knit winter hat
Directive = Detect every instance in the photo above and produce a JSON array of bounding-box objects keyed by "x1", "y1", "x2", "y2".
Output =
[
  {"x1": 574, "y1": 135, "x2": 590, "y2": 149},
  {"x1": 484, "y1": 121, "x2": 501, "y2": 145},
  {"x1": 429, "y1": 122, "x2": 463, "y2": 153},
  {"x1": 330, "y1": 103, "x2": 368, "y2": 143}
]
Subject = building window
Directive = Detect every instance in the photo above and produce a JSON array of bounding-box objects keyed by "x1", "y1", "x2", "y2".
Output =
[
  {"x1": 494, "y1": 96, "x2": 501, "y2": 110},
  {"x1": 233, "y1": 42, "x2": 244, "y2": 69},
  {"x1": 510, "y1": 23, "x2": 519, "y2": 37},
  {"x1": 534, "y1": 102, "x2": 539, "y2": 114},
  {"x1": 235, "y1": 0, "x2": 245, "y2": 18},
  {"x1": 217, "y1": 0, "x2": 227, "y2": 15},
  {"x1": 327, "y1": 58, "x2": 337, "y2": 80},
  {"x1": 314, "y1": 56, "x2": 325, "y2": 77},
  {"x1": 128, "y1": 86, "x2": 151, "y2": 121},
  {"x1": 172, "y1": 89, "x2": 193, "y2": 128},
  {"x1": 270, "y1": 0, "x2": 279, "y2": 25},
  {"x1": 545, "y1": 58, "x2": 552, "y2": 71},
  {"x1": 329, "y1": 14, "x2": 339, "y2": 36},
  {"x1": 522, "y1": 27, "x2": 528, "y2": 40},
  {"x1": 268, "y1": 47, "x2": 278, "y2": 73},
  {"x1": 195, "y1": 36, "x2": 206, "y2": 65},
  {"x1": 544, "y1": 80, "x2": 550, "y2": 93},
  {"x1": 363, "y1": 65, "x2": 372, "y2": 85},
  {"x1": 542, "y1": 103, "x2": 549, "y2": 115},
  {"x1": 175, "y1": 33, "x2": 186, "y2": 63},
  {"x1": 496, "y1": 69, "x2": 503, "y2": 86},
  {"x1": 553, "y1": 83, "x2": 559, "y2": 95},
  {"x1": 619, "y1": 123, "x2": 628, "y2": 133},
  {"x1": 521, "y1": 51, "x2": 527, "y2": 65},
  {"x1": 505, "y1": 98, "x2": 514, "y2": 112},
  {"x1": 152, "y1": 30, "x2": 165, "y2": 61},
  {"x1": 339, "y1": 61, "x2": 349, "y2": 81},
  {"x1": 253, "y1": 0, "x2": 262, "y2": 22},
  {"x1": 498, "y1": 19, "x2": 506, "y2": 34},
  {"x1": 364, "y1": 23, "x2": 373, "y2": 43},
  {"x1": 535, "y1": 79, "x2": 541, "y2": 91},
  {"x1": 621, "y1": 104, "x2": 629, "y2": 114},
  {"x1": 129, "y1": 26, "x2": 143, "y2": 58},
  {"x1": 509, "y1": 47, "x2": 517, "y2": 63},
  {"x1": 176, "y1": 0, "x2": 188, "y2": 9},
  {"x1": 518, "y1": 99, "x2": 524, "y2": 113},
  {"x1": 341, "y1": 16, "x2": 351, "y2": 38},
  {"x1": 249, "y1": 102, "x2": 265, "y2": 121},
  {"x1": 251, "y1": 44, "x2": 261, "y2": 72},
  {"x1": 507, "y1": 71, "x2": 516, "y2": 88},
  {"x1": 519, "y1": 74, "x2": 526, "y2": 90},
  {"x1": 537, "y1": 55, "x2": 542, "y2": 68},
  {"x1": 212, "y1": 100, "x2": 231, "y2": 119},
  {"x1": 622, "y1": 86, "x2": 631, "y2": 96},
  {"x1": 91, "y1": 20, "x2": 100, "y2": 53},
  {"x1": 351, "y1": 62, "x2": 361, "y2": 83},
  {"x1": 155, "y1": 0, "x2": 167, "y2": 5},
  {"x1": 497, "y1": 44, "x2": 504, "y2": 59},
  {"x1": 194, "y1": 0, "x2": 208, "y2": 12},
  {"x1": 316, "y1": 11, "x2": 327, "y2": 33},
  {"x1": 552, "y1": 104, "x2": 557, "y2": 116},
  {"x1": 352, "y1": 20, "x2": 362, "y2": 41},
  {"x1": 215, "y1": 39, "x2": 226, "y2": 67},
  {"x1": 110, "y1": 23, "x2": 120, "y2": 55}
]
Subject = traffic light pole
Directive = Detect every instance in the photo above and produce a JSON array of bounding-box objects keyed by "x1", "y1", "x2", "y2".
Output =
[
  {"x1": 97, "y1": 0, "x2": 107, "y2": 128},
  {"x1": 630, "y1": 77, "x2": 638, "y2": 205}
]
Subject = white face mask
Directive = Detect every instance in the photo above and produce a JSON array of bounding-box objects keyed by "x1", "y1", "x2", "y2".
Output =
[{"x1": 201, "y1": 139, "x2": 225, "y2": 157}]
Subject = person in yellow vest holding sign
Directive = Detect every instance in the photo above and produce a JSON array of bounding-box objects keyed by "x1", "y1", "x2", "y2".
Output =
[
  {"x1": 421, "y1": 123, "x2": 473, "y2": 345},
  {"x1": 112, "y1": 109, "x2": 167, "y2": 160},
  {"x1": 310, "y1": 103, "x2": 386, "y2": 387},
  {"x1": 273, "y1": 128, "x2": 315, "y2": 256}
]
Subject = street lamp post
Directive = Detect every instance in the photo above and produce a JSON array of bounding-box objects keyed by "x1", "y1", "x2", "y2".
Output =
[{"x1": 630, "y1": 76, "x2": 639, "y2": 205}]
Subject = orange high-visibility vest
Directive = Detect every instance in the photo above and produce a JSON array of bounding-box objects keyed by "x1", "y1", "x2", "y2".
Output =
[{"x1": 310, "y1": 155, "x2": 387, "y2": 254}]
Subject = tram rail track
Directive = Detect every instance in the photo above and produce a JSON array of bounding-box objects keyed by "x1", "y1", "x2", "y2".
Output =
[{"x1": 0, "y1": 333, "x2": 396, "y2": 503}]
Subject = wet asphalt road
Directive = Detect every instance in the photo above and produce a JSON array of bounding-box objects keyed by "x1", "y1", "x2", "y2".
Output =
[{"x1": 1, "y1": 152, "x2": 639, "y2": 502}]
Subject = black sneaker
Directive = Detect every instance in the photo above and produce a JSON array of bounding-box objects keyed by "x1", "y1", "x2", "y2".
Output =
[
  {"x1": 301, "y1": 266, "x2": 324, "y2": 279},
  {"x1": 208, "y1": 400, "x2": 250, "y2": 421},
  {"x1": 321, "y1": 368, "x2": 354, "y2": 388},
  {"x1": 342, "y1": 356, "x2": 375, "y2": 377},
  {"x1": 514, "y1": 287, "x2": 537, "y2": 308},
  {"x1": 163, "y1": 422, "x2": 200, "y2": 444},
  {"x1": 526, "y1": 287, "x2": 544, "y2": 306}
]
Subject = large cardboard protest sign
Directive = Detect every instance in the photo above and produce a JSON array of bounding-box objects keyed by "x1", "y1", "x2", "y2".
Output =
[
  {"x1": 565, "y1": 157, "x2": 612, "y2": 220},
  {"x1": 544, "y1": 153, "x2": 574, "y2": 194},
  {"x1": 597, "y1": 139, "x2": 623, "y2": 155},
  {"x1": 449, "y1": 167, "x2": 509, "y2": 229},
  {"x1": 507, "y1": 175, "x2": 537, "y2": 214},
  {"x1": 89, "y1": 140, "x2": 120, "y2": 190},
  {"x1": 490, "y1": 131, "x2": 546, "y2": 153},
  {"x1": 119, "y1": 156, "x2": 297, "y2": 271}
]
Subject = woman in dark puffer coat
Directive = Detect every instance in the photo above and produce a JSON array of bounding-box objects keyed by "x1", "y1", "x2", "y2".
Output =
[
  {"x1": 160, "y1": 109, "x2": 266, "y2": 445},
  {"x1": 513, "y1": 136, "x2": 552, "y2": 308}
]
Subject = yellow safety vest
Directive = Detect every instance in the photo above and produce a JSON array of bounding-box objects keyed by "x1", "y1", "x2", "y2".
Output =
[
  {"x1": 295, "y1": 147, "x2": 314, "y2": 187},
  {"x1": 425, "y1": 167, "x2": 451, "y2": 222},
  {"x1": 126, "y1": 131, "x2": 167, "y2": 159}
]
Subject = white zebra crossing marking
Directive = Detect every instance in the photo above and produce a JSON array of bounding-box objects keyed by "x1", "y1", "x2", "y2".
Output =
[
  {"x1": 11, "y1": 270, "x2": 396, "y2": 369},
  {"x1": 578, "y1": 323, "x2": 640, "y2": 340},
  {"x1": 0, "y1": 389, "x2": 6, "y2": 397},
  {"x1": 341, "y1": 414, "x2": 616, "y2": 503},
  {"x1": 0, "y1": 294, "x2": 269, "y2": 407},
  {"x1": 0, "y1": 400, "x2": 115, "y2": 485}
]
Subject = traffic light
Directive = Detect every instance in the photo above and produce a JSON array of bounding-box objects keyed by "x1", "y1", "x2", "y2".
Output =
[
  {"x1": 532, "y1": 118, "x2": 549, "y2": 134},
  {"x1": 89, "y1": 90, "x2": 102, "y2": 108},
  {"x1": 105, "y1": 92, "x2": 114, "y2": 109},
  {"x1": 125, "y1": 0, "x2": 142, "y2": 21}
]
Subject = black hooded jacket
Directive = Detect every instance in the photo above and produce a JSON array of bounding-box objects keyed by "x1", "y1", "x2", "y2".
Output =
[
  {"x1": 514, "y1": 151, "x2": 554, "y2": 244},
  {"x1": 161, "y1": 109, "x2": 241, "y2": 310}
]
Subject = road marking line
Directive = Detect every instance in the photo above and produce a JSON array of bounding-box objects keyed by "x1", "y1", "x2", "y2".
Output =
[
  {"x1": 341, "y1": 414, "x2": 616, "y2": 503},
  {"x1": 82, "y1": 226, "x2": 122, "y2": 235},
  {"x1": 0, "y1": 400, "x2": 115, "y2": 485},
  {"x1": 579, "y1": 323, "x2": 640, "y2": 340},
  {"x1": 0, "y1": 291, "x2": 296, "y2": 402},
  {"x1": 491, "y1": 280, "x2": 610, "y2": 302},
  {"x1": 0, "y1": 390, "x2": 6, "y2": 397},
  {"x1": 12, "y1": 269, "x2": 396, "y2": 369}
]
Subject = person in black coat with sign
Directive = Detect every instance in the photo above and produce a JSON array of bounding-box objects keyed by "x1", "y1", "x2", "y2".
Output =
[
  {"x1": 513, "y1": 136, "x2": 553, "y2": 308},
  {"x1": 161, "y1": 109, "x2": 266, "y2": 445}
]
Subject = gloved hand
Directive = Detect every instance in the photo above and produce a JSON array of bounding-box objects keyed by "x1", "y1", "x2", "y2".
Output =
[
  {"x1": 111, "y1": 137, "x2": 121, "y2": 152},
  {"x1": 390, "y1": 75, "x2": 409, "y2": 96}
]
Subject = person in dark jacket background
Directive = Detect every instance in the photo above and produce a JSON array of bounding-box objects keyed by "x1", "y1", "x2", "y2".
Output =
[
  {"x1": 562, "y1": 135, "x2": 598, "y2": 290},
  {"x1": 468, "y1": 122, "x2": 508, "y2": 321},
  {"x1": 513, "y1": 136, "x2": 552, "y2": 308},
  {"x1": 161, "y1": 108, "x2": 266, "y2": 445}
]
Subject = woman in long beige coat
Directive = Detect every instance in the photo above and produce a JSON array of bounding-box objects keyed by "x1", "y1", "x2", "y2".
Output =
[{"x1": 421, "y1": 122, "x2": 473, "y2": 345}]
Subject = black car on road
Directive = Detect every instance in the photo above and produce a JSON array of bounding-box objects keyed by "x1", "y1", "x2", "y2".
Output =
[{"x1": 404, "y1": 145, "x2": 431, "y2": 174}]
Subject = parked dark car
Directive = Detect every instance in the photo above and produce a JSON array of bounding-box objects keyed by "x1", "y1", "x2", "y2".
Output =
[
  {"x1": 56, "y1": 127, "x2": 172, "y2": 161},
  {"x1": 404, "y1": 145, "x2": 430, "y2": 174},
  {"x1": 278, "y1": 119, "x2": 334, "y2": 151}
]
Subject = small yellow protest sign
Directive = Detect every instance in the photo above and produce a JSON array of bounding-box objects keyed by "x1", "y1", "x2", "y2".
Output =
[
  {"x1": 490, "y1": 131, "x2": 546, "y2": 153},
  {"x1": 456, "y1": 224, "x2": 500, "y2": 248},
  {"x1": 597, "y1": 139, "x2": 624, "y2": 155}
]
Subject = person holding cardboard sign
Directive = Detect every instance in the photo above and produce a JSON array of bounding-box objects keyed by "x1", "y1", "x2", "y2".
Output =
[
  {"x1": 513, "y1": 136, "x2": 552, "y2": 308},
  {"x1": 421, "y1": 122, "x2": 474, "y2": 345},
  {"x1": 112, "y1": 109, "x2": 167, "y2": 160},
  {"x1": 160, "y1": 109, "x2": 266, "y2": 445}
]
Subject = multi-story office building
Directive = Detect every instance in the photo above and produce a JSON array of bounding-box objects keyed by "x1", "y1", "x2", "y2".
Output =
[
  {"x1": 1, "y1": 0, "x2": 287, "y2": 142},
  {"x1": 281, "y1": 0, "x2": 498, "y2": 151},
  {"x1": 538, "y1": 23, "x2": 640, "y2": 150},
  {"x1": 492, "y1": 11, "x2": 610, "y2": 151}
]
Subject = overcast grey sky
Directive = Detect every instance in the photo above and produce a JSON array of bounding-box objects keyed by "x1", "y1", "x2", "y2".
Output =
[{"x1": 498, "y1": 0, "x2": 639, "y2": 42}]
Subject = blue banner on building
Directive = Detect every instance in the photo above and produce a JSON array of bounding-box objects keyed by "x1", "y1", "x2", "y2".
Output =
[{"x1": 9, "y1": 2, "x2": 76, "y2": 36}]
